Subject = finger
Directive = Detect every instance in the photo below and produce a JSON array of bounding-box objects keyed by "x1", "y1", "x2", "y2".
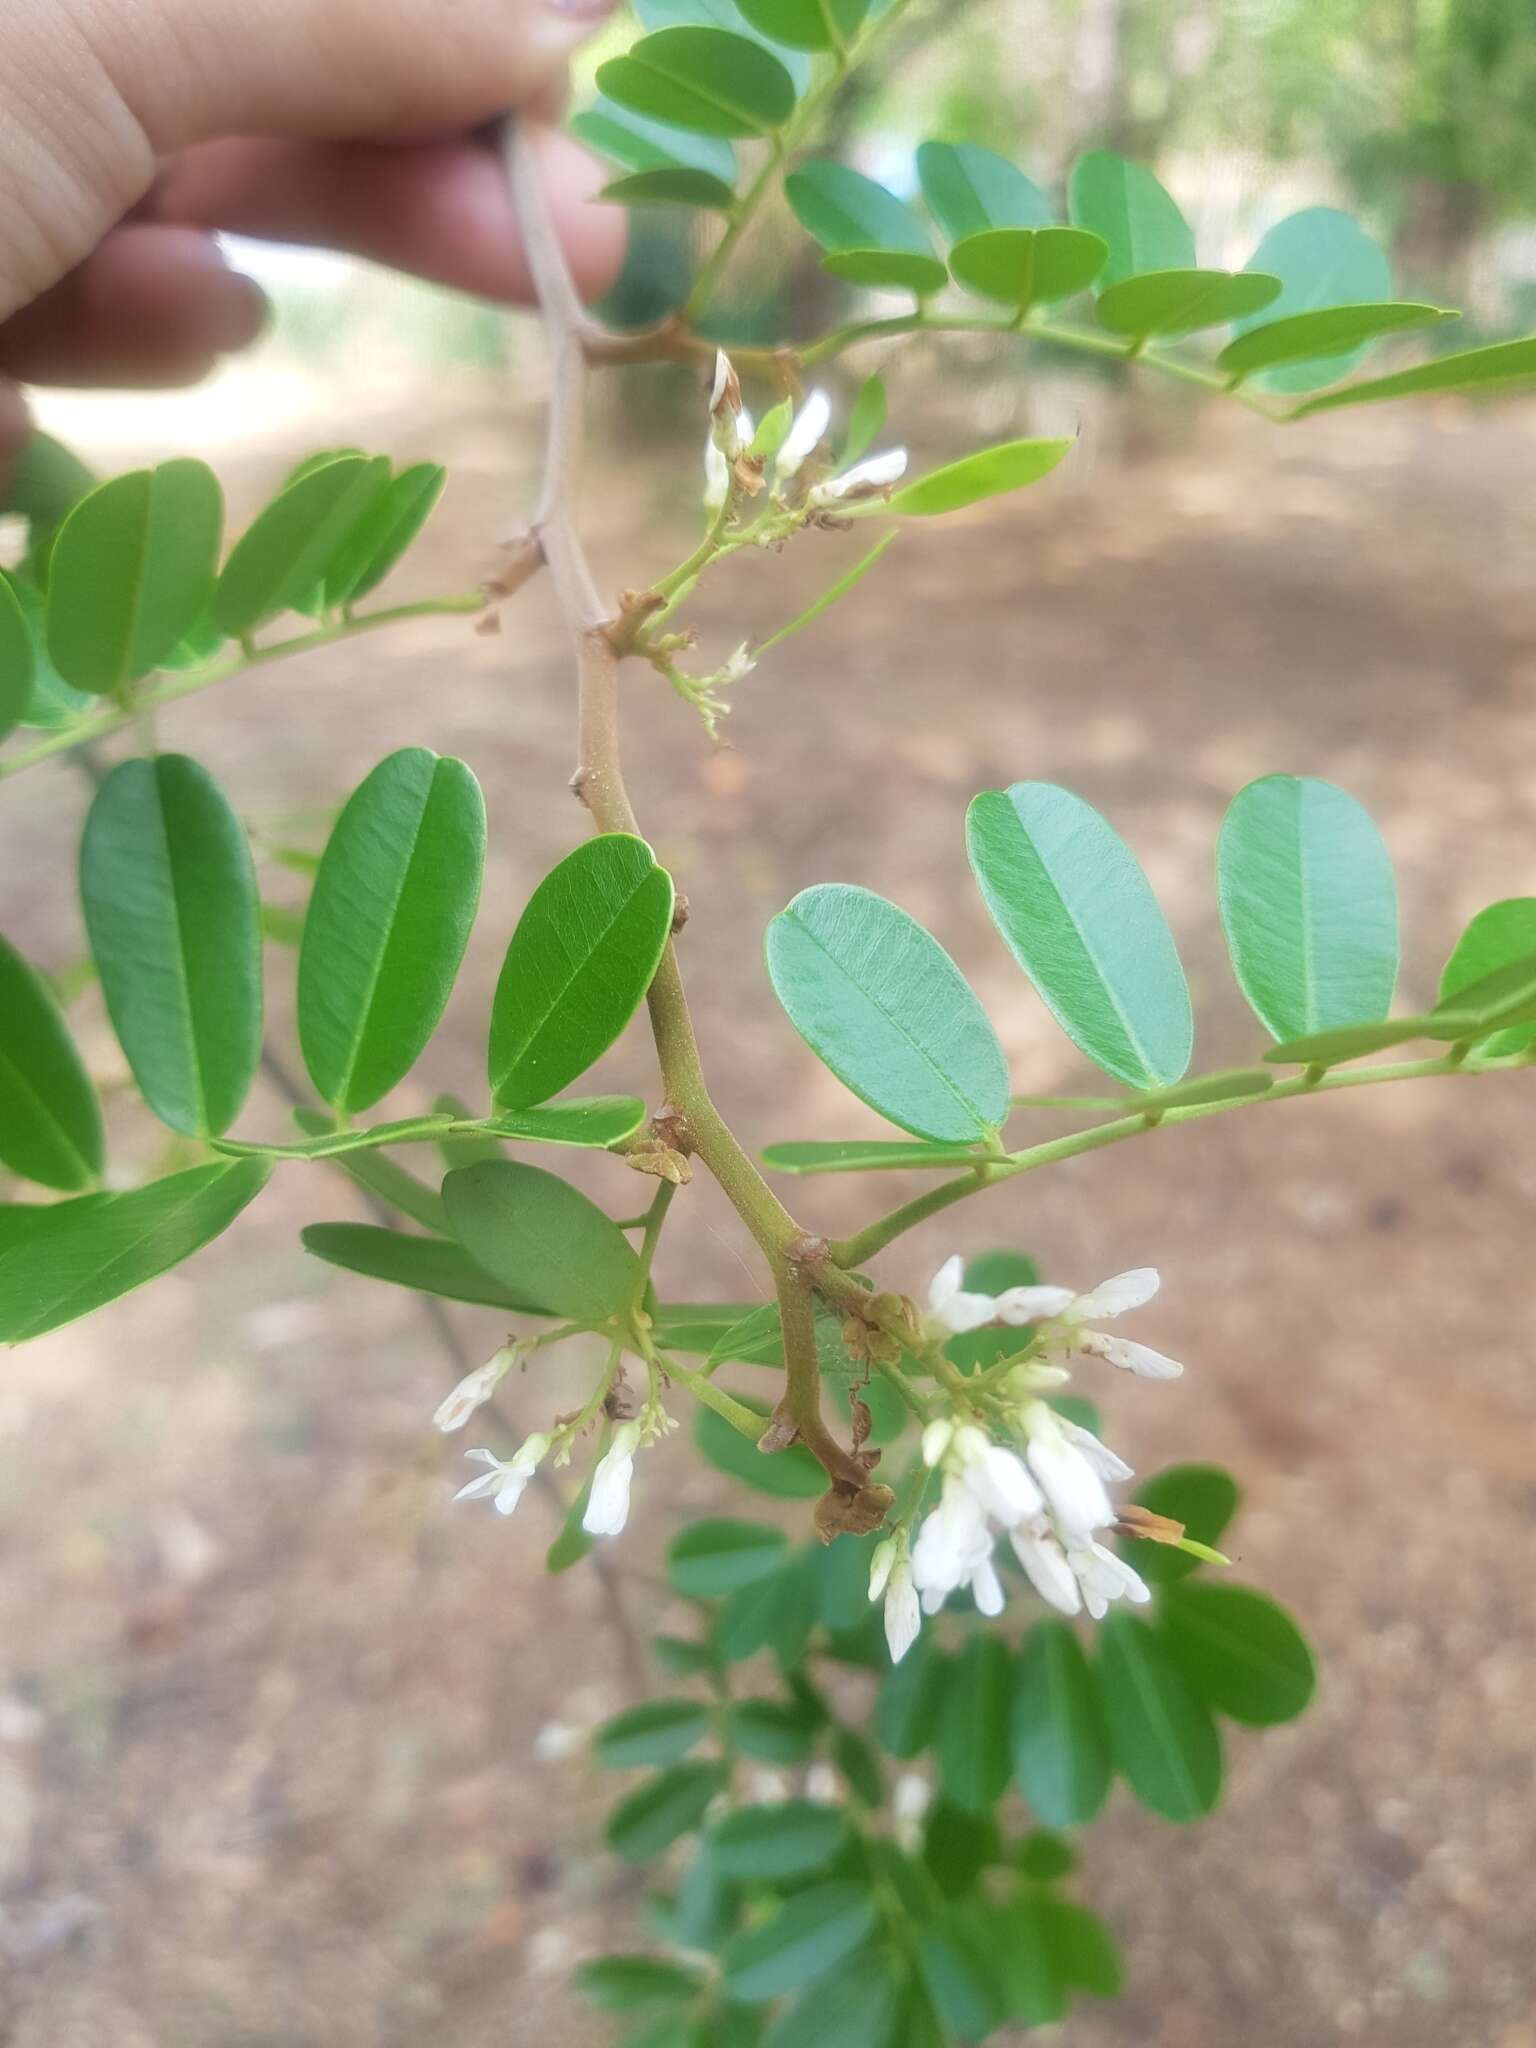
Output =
[
  {"x1": 152, "y1": 127, "x2": 624, "y2": 305},
  {"x1": 0, "y1": 379, "x2": 30, "y2": 497},
  {"x1": 0, "y1": 225, "x2": 267, "y2": 386}
]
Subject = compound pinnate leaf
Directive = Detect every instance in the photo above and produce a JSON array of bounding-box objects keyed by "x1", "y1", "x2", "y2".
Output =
[
  {"x1": 214, "y1": 454, "x2": 390, "y2": 636},
  {"x1": 968, "y1": 782, "x2": 1193, "y2": 1090},
  {"x1": 0, "y1": 1158, "x2": 270, "y2": 1343},
  {"x1": 721, "y1": 1882, "x2": 877, "y2": 2003},
  {"x1": 488, "y1": 834, "x2": 674, "y2": 1112},
  {"x1": 596, "y1": 1699, "x2": 712, "y2": 1769},
  {"x1": 1219, "y1": 302, "x2": 1456, "y2": 381},
  {"x1": 948, "y1": 227, "x2": 1107, "y2": 310},
  {"x1": 442, "y1": 1159, "x2": 638, "y2": 1322},
  {"x1": 0, "y1": 574, "x2": 34, "y2": 740},
  {"x1": 1097, "y1": 1612, "x2": 1223, "y2": 1821},
  {"x1": 1293, "y1": 333, "x2": 1536, "y2": 417},
  {"x1": 0, "y1": 935, "x2": 104, "y2": 1192},
  {"x1": 597, "y1": 27, "x2": 796, "y2": 138},
  {"x1": 1095, "y1": 267, "x2": 1280, "y2": 339},
  {"x1": 1160, "y1": 1581, "x2": 1317, "y2": 1726},
  {"x1": 1439, "y1": 898, "x2": 1536, "y2": 1056},
  {"x1": 299, "y1": 748, "x2": 485, "y2": 1114},
  {"x1": 668, "y1": 1518, "x2": 788, "y2": 1597},
  {"x1": 1068, "y1": 149, "x2": 1194, "y2": 289},
  {"x1": 1217, "y1": 774, "x2": 1398, "y2": 1043},
  {"x1": 916, "y1": 140, "x2": 1051, "y2": 243},
  {"x1": 709, "y1": 1800, "x2": 847, "y2": 1880},
  {"x1": 301, "y1": 1222, "x2": 553, "y2": 1314},
  {"x1": 322, "y1": 462, "x2": 446, "y2": 608},
  {"x1": 45, "y1": 460, "x2": 223, "y2": 694},
  {"x1": 787, "y1": 162, "x2": 947, "y2": 295},
  {"x1": 1121, "y1": 1462, "x2": 1240, "y2": 1585},
  {"x1": 80, "y1": 756, "x2": 262, "y2": 1139},
  {"x1": 1013, "y1": 1619, "x2": 1112, "y2": 1826},
  {"x1": 1232, "y1": 206, "x2": 1391, "y2": 393},
  {"x1": 766, "y1": 883, "x2": 1010, "y2": 1143},
  {"x1": 737, "y1": 0, "x2": 869, "y2": 50},
  {"x1": 606, "y1": 1762, "x2": 728, "y2": 1863},
  {"x1": 938, "y1": 1634, "x2": 1013, "y2": 1812},
  {"x1": 885, "y1": 439, "x2": 1073, "y2": 517}
]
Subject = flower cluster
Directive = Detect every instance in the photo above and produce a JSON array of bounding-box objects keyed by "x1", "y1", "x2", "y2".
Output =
[
  {"x1": 703, "y1": 350, "x2": 908, "y2": 516},
  {"x1": 871, "y1": 1257, "x2": 1186, "y2": 1661}
]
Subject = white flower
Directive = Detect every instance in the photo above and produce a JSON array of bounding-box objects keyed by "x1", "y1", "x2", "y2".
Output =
[
  {"x1": 775, "y1": 388, "x2": 832, "y2": 483},
  {"x1": 704, "y1": 435, "x2": 730, "y2": 511},
  {"x1": 1009, "y1": 1521, "x2": 1082, "y2": 1616},
  {"x1": 910, "y1": 1470, "x2": 992, "y2": 1609},
  {"x1": 1037, "y1": 1268, "x2": 1184, "y2": 1379},
  {"x1": 433, "y1": 1345, "x2": 517, "y2": 1433},
  {"x1": 952, "y1": 1424, "x2": 1044, "y2": 1527},
  {"x1": 454, "y1": 1432, "x2": 551, "y2": 1517},
  {"x1": 968, "y1": 1550, "x2": 1005, "y2": 1618},
  {"x1": 1064, "y1": 1539, "x2": 1152, "y2": 1620},
  {"x1": 883, "y1": 1558, "x2": 922, "y2": 1662},
  {"x1": 808, "y1": 445, "x2": 908, "y2": 508},
  {"x1": 583, "y1": 1421, "x2": 642, "y2": 1537},
  {"x1": 1058, "y1": 1415, "x2": 1134, "y2": 1483},
  {"x1": 925, "y1": 1255, "x2": 998, "y2": 1338},
  {"x1": 1021, "y1": 1403, "x2": 1114, "y2": 1540}
]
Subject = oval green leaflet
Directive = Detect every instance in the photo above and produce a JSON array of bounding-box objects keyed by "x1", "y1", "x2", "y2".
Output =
[
  {"x1": 786, "y1": 162, "x2": 947, "y2": 296},
  {"x1": 572, "y1": 94, "x2": 738, "y2": 195},
  {"x1": 442, "y1": 1159, "x2": 639, "y2": 1322},
  {"x1": 765, "y1": 882, "x2": 1011, "y2": 1143},
  {"x1": 667, "y1": 1518, "x2": 789, "y2": 1597},
  {"x1": 721, "y1": 1881, "x2": 878, "y2": 2004},
  {"x1": 1096, "y1": 1611, "x2": 1223, "y2": 1821},
  {"x1": 1219, "y1": 301, "x2": 1456, "y2": 382},
  {"x1": 214, "y1": 454, "x2": 390, "y2": 637},
  {"x1": 1094, "y1": 267, "x2": 1280, "y2": 340},
  {"x1": 949, "y1": 225, "x2": 1107, "y2": 311},
  {"x1": 320, "y1": 462, "x2": 447, "y2": 610},
  {"x1": 301, "y1": 1222, "x2": 554, "y2": 1315},
  {"x1": 80, "y1": 756, "x2": 263, "y2": 1139},
  {"x1": 0, "y1": 934, "x2": 104, "y2": 1192},
  {"x1": 1293, "y1": 333, "x2": 1536, "y2": 419},
  {"x1": 1439, "y1": 898, "x2": 1536, "y2": 1056},
  {"x1": 606, "y1": 1761, "x2": 728, "y2": 1863},
  {"x1": 1216, "y1": 773, "x2": 1398, "y2": 1043},
  {"x1": 1067, "y1": 149, "x2": 1194, "y2": 289},
  {"x1": 967, "y1": 782, "x2": 1193, "y2": 1091},
  {"x1": 488, "y1": 833, "x2": 674, "y2": 1111},
  {"x1": 45, "y1": 459, "x2": 224, "y2": 694},
  {"x1": 1159, "y1": 1581, "x2": 1317, "y2": 1727},
  {"x1": 736, "y1": 0, "x2": 869, "y2": 51},
  {"x1": 298, "y1": 748, "x2": 486, "y2": 1115},
  {"x1": 0, "y1": 573, "x2": 34, "y2": 740},
  {"x1": 634, "y1": 0, "x2": 812, "y2": 94},
  {"x1": 938, "y1": 1634, "x2": 1014, "y2": 1812},
  {"x1": 596, "y1": 27, "x2": 797, "y2": 139},
  {"x1": 1230, "y1": 206, "x2": 1391, "y2": 393},
  {"x1": 916, "y1": 140, "x2": 1052, "y2": 243},
  {"x1": 596, "y1": 1698, "x2": 712, "y2": 1769},
  {"x1": 0, "y1": 1158, "x2": 270, "y2": 1343},
  {"x1": 1012, "y1": 1619, "x2": 1112, "y2": 1827},
  {"x1": 576, "y1": 1955, "x2": 703, "y2": 2015},
  {"x1": 2, "y1": 573, "x2": 91, "y2": 730},
  {"x1": 883, "y1": 440, "x2": 1073, "y2": 518}
]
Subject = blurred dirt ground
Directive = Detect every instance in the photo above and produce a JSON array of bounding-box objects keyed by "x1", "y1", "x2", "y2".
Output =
[{"x1": 1, "y1": 341, "x2": 1534, "y2": 2048}]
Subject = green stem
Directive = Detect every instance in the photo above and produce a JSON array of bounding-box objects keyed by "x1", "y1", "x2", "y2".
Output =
[
  {"x1": 0, "y1": 593, "x2": 486, "y2": 781},
  {"x1": 654, "y1": 1353, "x2": 766, "y2": 1441},
  {"x1": 631, "y1": 1180, "x2": 677, "y2": 1309},
  {"x1": 831, "y1": 1048, "x2": 1532, "y2": 1268}
]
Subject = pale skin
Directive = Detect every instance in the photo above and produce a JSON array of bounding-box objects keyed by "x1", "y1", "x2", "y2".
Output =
[{"x1": 0, "y1": 0, "x2": 627, "y2": 479}]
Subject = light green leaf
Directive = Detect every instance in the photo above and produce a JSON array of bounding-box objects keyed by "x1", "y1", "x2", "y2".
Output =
[
  {"x1": 840, "y1": 374, "x2": 887, "y2": 467},
  {"x1": 916, "y1": 140, "x2": 1051, "y2": 243},
  {"x1": 322, "y1": 462, "x2": 446, "y2": 608},
  {"x1": 602, "y1": 167, "x2": 738, "y2": 209},
  {"x1": 606, "y1": 1762, "x2": 728, "y2": 1862},
  {"x1": 596, "y1": 27, "x2": 796, "y2": 138},
  {"x1": 597, "y1": 1699, "x2": 713, "y2": 1769},
  {"x1": 1286, "y1": 337, "x2": 1536, "y2": 416},
  {"x1": 1430, "y1": 950, "x2": 1536, "y2": 1029},
  {"x1": 693, "y1": 1393, "x2": 825, "y2": 1498},
  {"x1": 884, "y1": 439, "x2": 1073, "y2": 517},
  {"x1": 716, "y1": 1553, "x2": 816, "y2": 1667},
  {"x1": 1097, "y1": 1612, "x2": 1223, "y2": 1821},
  {"x1": 3, "y1": 573, "x2": 91, "y2": 729},
  {"x1": 576, "y1": 1955, "x2": 703, "y2": 2014},
  {"x1": 765, "y1": 882, "x2": 1010, "y2": 1142},
  {"x1": 1095, "y1": 267, "x2": 1280, "y2": 339},
  {"x1": 787, "y1": 162, "x2": 947, "y2": 295},
  {"x1": 0, "y1": 934, "x2": 104, "y2": 1192},
  {"x1": 293, "y1": 1108, "x2": 449, "y2": 1233},
  {"x1": 948, "y1": 227, "x2": 1107, "y2": 310},
  {"x1": 299, "y1": 748, "x2": 485, "y2": 1114},
  {"x1": 443, "y1": 1158, "x2": 637, "y2": 1321},
  {"x1": 763, "y1": 1951, "x2": 902, "y2": 2048},
  {"x1": 0, "y1": 1158, "x2": 270, "y2": 1343},
  {"x1": 45, "y1": 460, "x2": 223, "y2": 694},
  {"x1": 1036, "y1": 1899, "x2": 1123, "y2": 1999},
  {"x1": 1160, "y1": 1582, "x2": 1316, "y2": 1726},
  {"x1": 709, "y1": 1800, "x2": 847, "y2": 1881},
  {"x1": 1263, "y1": 1015, "x2": 1473, "y2": 1065},
  {"x1": 635, "y1": 0, "x2": 812, "y2": 92},
  {"x1": 488, "y1": 834, "x2": 674, "y2": 1112},
  {"x1": 721, "y1": 1882, "x2": 877, "y2": 2003},
  {"x1": 301, "y1": 1221, "x2": 552, "y2": 1313},
  {"x1": 755, "y1": 531, "x2": 897, "y2": 655},
  {"x1": 0, "y1": 573, "x2": 34, "y2": 740},
  {"x1": 1012, "y1": 1620, "x2": 1112, "y2": 1826},
  {"x1": 1439, "y1": 899, "x2": 1536, "y2": 1056},
  {"x1": 650, "y1": 1301, "x2": 764, "y2": 1358},
  {"x1": 1125, "y1": 1067, "x2": 1273, "y2": 1114},
  {"x1": 1121, "y1": 1463, "x2": 1240, "y2": 1585},
  {"x1": 1068, "y1": 149, "x2": 1194, "y2": 290},
  {"x1": 80, "y1": 756, "x2": 262, "y2": 1138},
  {"x1": 938, "y1": 1635, "x2": 1013, "y2": 1812},
  {"x1": 967, "y1": 782, "x2": 1193, "y2": 1090},
  {"x1": 1217, "y1": 774, "x2": 1398, "y2": 1042},
  {"x1": 485, "y1": 1095, "x2": 649, "y2": 1148},
  {"x1": 214, "y1": 455, "x2": 390, "y2": 636},
  {"x1": 761, "y1": 1138, "x2": 984, "y2": 1173},
  {"x1": 668, "y1": 1518, "x2": 788, "y2": 1597},
  {"x1": 1233, "y1": 207, "x2": 1392, "y2": 393},
  {"x1": 571, "y1": 96, "x2": 738, "y2": 183},
  {"x1": 1219, "y1": 302, "x2": 1456, "y2": 381},
  {"x1": 737, "y1": 0, "x2": 869, "y2": 50}
]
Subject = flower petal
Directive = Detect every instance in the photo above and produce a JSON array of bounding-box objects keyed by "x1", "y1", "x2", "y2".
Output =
[
  {"x1": 1081, "y1": 1331, "x2": 1184, "y2": 1379},
  {"x1": 961, "y1": 1442, "x2": 1044, "y2": 1527},
  {"x1": 1025, "y1": 1427, "x2": 1114, "y2": 1539},
  {"x1": 1010, "y1": 1524, "x2": 1082, "y2": 1616},
  {"x1": 994, "y1": 1284, "x2": 1076, "y2": 1325},
  {"x1": 1070, "y1": 1268, "x2": 1160, "y2": 1320},
  {"x1": 1058, "y1": 1417, "x2": 1134, "y2": 1483},
  {"x1": 776, "y1": 387, "x2": 832, "y2": 482},
  {"x1": 884, "y1": 1564, "x2": 922, "y2": 1663}
]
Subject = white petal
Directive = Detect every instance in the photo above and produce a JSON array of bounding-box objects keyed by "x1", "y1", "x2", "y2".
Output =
[
  {"x1": 867, "y1": 1537, "x2": 897, "y2": 1603},
  {"x1": 462, "y1": 1446, "x2": 499, "y2": 1467},
  {"x1": 1058, "y1": 1417, "x2": 1134, "y2": 1483},
  {"x1": 1069, "y1": 1268, "x2": 1160, "y2": 1321},
  {"x1": 703, "y1": 436, "x2": 730, "y2": 511},
  {"x1": 994, "y1": 1284, "x2": 1076, "y2": 1326},
  {"x1": 1009, "y1": 1525, "x2": 1082, "y2": 1616},
  {"x1": 710, "y1": 349, "x2": 735, "y2": 411},
  {"x1": 884, "y1": 1564, "x2": 922, "y2": 1662},
  {"x1": 928, "y1": 1256, "x2": 965, "y2": 1314},
  {"x1": 961, "y1": 1443, "x2": 1044, "y2": 1528},
  {"x1": 920, "y1": 1418, "x2": 955, "y2": 1469},
  {"x1": 775, "y1": 387, "x2": 832, "y2": 481},
  {"x1": 943, "y1": 1290, "x2": 1001, "y2": 1335},
  {"x1": 494, "y1": 1470, "x2": 534, "y2": 1516},
  {"x1": 838, "y1": 446, "x2": 908, "y2": 492},
  {"x1": 1085, "y1": 1540, "x2": 1152, "y2": 1605},
  {"x1": 583, "y1": 1434, "x2": 638, "y2": 1537},
  {"x1": 804, "y1": 1762, "x2": 838, "y2": 1802},
  {"x1": 452, "y1": 1471, "x2": 501, "y2": 1502},
  {"x1": 1025, "y1": 1427, "x2": 1114, "y2": 1539},
  {"x1": 969, "y1": 1553, "x2": 1005, "y2": 1617},
  {"x1": 910, "y1": 1479, "x2": 990, "y2": 1597},
  {"x1": 920, "y1": 1583, "x2": 948, "y2": 1616},
  {"x1": 1081, "y1": 1331, "x2": 1183, "y2": 1380}
]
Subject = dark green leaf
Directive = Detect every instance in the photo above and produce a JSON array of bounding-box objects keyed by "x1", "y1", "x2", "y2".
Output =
[
  {"x1": 668, "y1": 1518, "x2": 788, "y2": 1597},
  {"x1": 598, "y1": 1699, "x2": 713, "y2": 1769},
  {"x1": 0, "y1": 935, "x2": 103, "y2": 1192},
  {"x1": 1014, "y1": 1830, "x2": 1074, "y2": 1881},
  {"x1": 650, "y1": 1301, "x2": 764, "y2": 1358},
  {"x1": 765, "y1": 883, "x2": 1010, "y2": 1142},
  {"x1": 596, "y1": 28, "x2": 796, "y2": 139},
  {"x1": 214, "y1": 455, "x2": 390, "y2": 636},
  {"x1": 80, "y1": 756, "x2": 262, "y2": 1138},
  {"x1": 489, "y1": 834, "x2": 674, "y2": 1111},
  {"x1": 949, "y1": 227, "x2": 1107, "y2": 309},
  {"x1": 572, "y1": 96, "x2": 737, "y2": 182},
  {"x1": 1013, "y1": 1619, "x2": 1112, "y2": 1826},
  {"x1": 651, "y1": 1633, "x2": 718, "y2": 1680},
  {"x1": 968, "y1": 781, "x2": 1192, "y2": 1090},
  {"x1": 923, "y1": 1801, "x2": 1001, "y2": 1897},
  {"x1": 876, "y1": 1634, "x2": 945, "y2": 1758},
  {"x1": 787, "y1": 162, "x2": 946, "y2": 295},
  {"x1": 990, "y1": 1898, "x2": 1063, "y2": 2026},
  {"x1": 919, "y1": 1924, "x2": 1005, "y2": 2039},
  {"x1": 606, "y1": 1763, "x2": 728, "y2": 1862},
  {"x1": 939, "y1": 1634, "x2": 1012, "y2": 1812},
  {"x1": 0, "y1": 573, "x2": 34, "y2": 740},
  {"x1": 693, "y1": 1393, "x2": 825, "y2": 1498},
  {"x1": 635, "y1": 0, "x2": 812, "y2": 92},
  {"x1": 299, "y1": 748, "x2": 485, "y2": 1113},
  {"x1": 760, "y1": 1138, "x2": 983, "y2": 1173},
  {"x1": 485, "y1": 1095, "x2": 649, "y2": 1148},
  {"x1": 715, "y1": 1553, "x2": 817, "y2": 1667},
  {"x1": 1160, "y1": 1581, "x2": 1316, "y2": 1727},
  {"x1": 709, "y1": 1800, "x2": 847, "y2": 1881},
  {"x1": 1294, "y1": 333, "x2": 1536, "y2": 418},
  {"x1": 1432, "y1": 946, "x2": 1536, "y2": 1026},
  {"x1": 808, "y1": 1528, "x2": 881, "y2": 1633},
  {"x1": 1097, "y1": 1612, "x2": 1223, "y2": 1821},
  {"x1": 1036, "y1": 1898, "x2": 1123, "y2": 1998},
  {"x1": 762, "y1": 1946, "x2": 902, "y2": 2048},
  {"x1": 885, "y1": 438, "x2": 1074, "y2": 517},
  {"x1": 1095, "y1": 267, "x2": 1280, "y2": 339},
  {"x1": 1439, "y1": 898, "x2": 1536, "y2": 1055},
  {"x1": 547, "y1": 1476, "x2": 598, "y2": 1573},
  {"x1": 0, "y1": 1158, "x2": 269, "y2": 1343},
  {"x1": 916, "y1": 140, "x2": 1051, "y2": 242},
  {"x1": 3, "y1": 573, "x2": 91, "y2": 729},
  {"x1": 1232, "y1": 207, "x2": 1392, "y2": 393},
  {"x1": 1122, "y1": 1463, "x2": 1239, "y2": 1585},
  {"x1": 45, "y1": 460, "x2": 223, "y2": 693},
  {"x1": 301, "y1": 1221, "x2": 551, "y2": 1312},
  {"x1": 603, "y1": 168, "x2": 738, "y2": 209},
  {"x1": 1217, "y1": 774, "x2": 1398, "y2": 1042},
  {"x1": 832, "y1": 1726, "x2": 883, "y2": 1806},
  {"x1": 1219, "y1": 302, "x2": 1456, "y2": 381},
  {"x1": 576, "y1": 1955, "x2": 703, "y2": 2014},
  {"x1": 727, "y1": 1698, "x2": 817, "y2": 1763},
  {"x1": 721, "y1": 1882, "x2": 877, "y2": 2003},
  {"x1": 322, "y1": 462, "x2": 446, "y2": 608},
  {"x1": 737, "y1": 0, "x2": 868, "y2": 48},
  {"x1": 294, "y1": 1108, "x2": 449, "y2": 1233},
  {"x1": 442, "y1": 1159, "x2": 636, "y2": 1321},
  {"x1": 1068, "y1": 149, "x2": 1194, "y2": 289}
]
